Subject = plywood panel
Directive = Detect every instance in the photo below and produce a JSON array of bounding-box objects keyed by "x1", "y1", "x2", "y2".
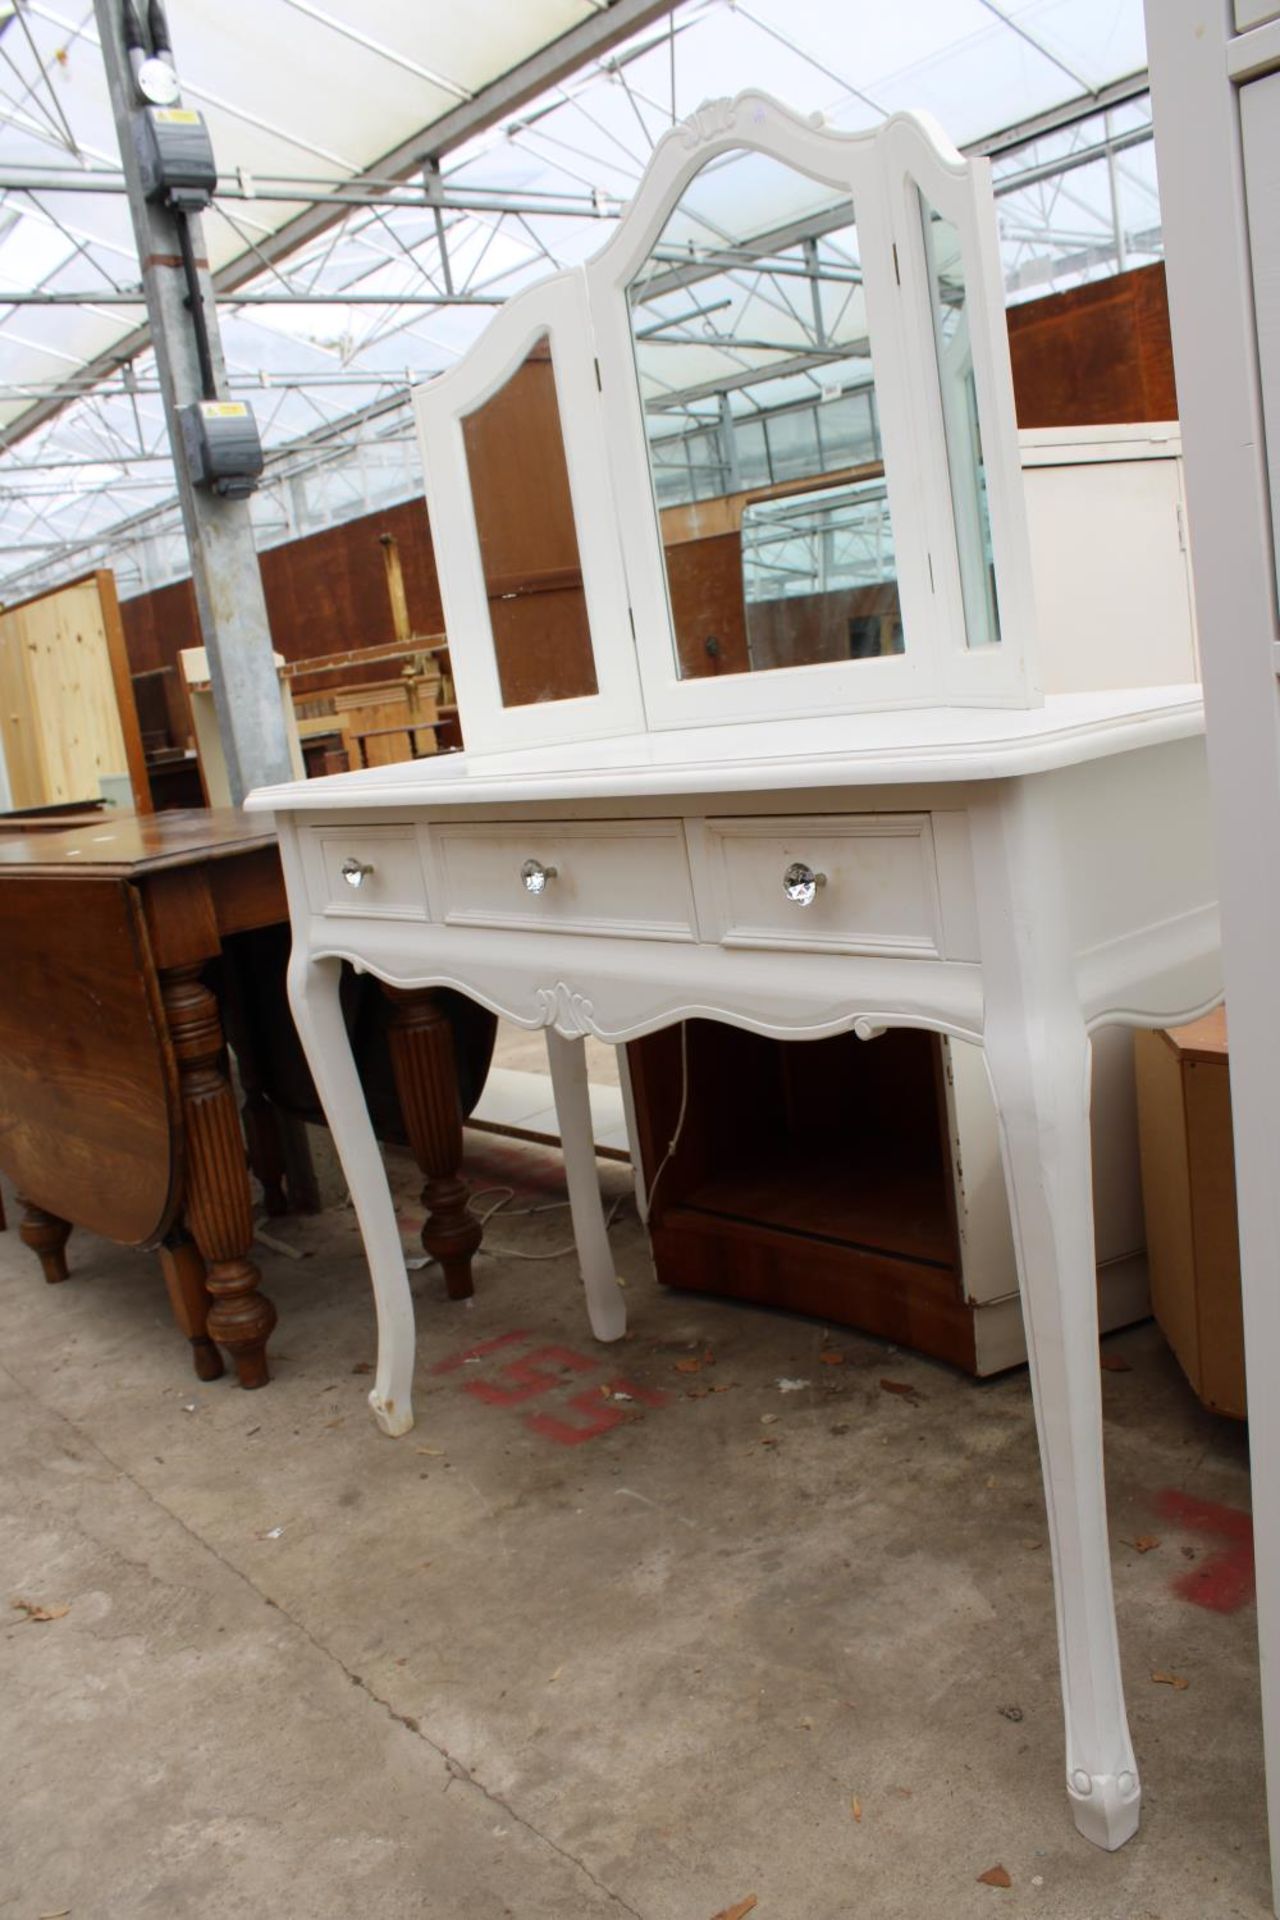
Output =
[
  {"x1": 1007, "y1": 262, "x2": 1177, "y2": 427},
  {"x1": 665, "y1": 531, "x2": 750, "y2": 677},
  {"x1": 462, "y1": 344, "x2": 598, "y2": 707},
  {"x1": 0, "y1": 574, "x2": 145, "y2": 810},
  {"x1": 118, "y1": 499, "x2": 449, "y2": 682}
]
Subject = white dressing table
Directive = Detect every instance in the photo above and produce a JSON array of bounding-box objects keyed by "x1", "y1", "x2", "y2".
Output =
[{"x1": 248, "y1": 96, "x2": 1220, "y2": 1856}]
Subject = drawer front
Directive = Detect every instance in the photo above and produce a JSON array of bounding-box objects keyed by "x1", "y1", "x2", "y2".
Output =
[
  {"x1": 304, "y1": 825, "x2": 428, "y2": 920},
  {"x1": 432, "y1": 820, "x2": 695, "y2": 941},
  {"x1": 700, "y1": 814, "x2": 944, "y2": 957}
]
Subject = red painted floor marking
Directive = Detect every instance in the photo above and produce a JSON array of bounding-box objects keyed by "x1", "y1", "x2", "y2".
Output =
[
  {"x1": 428, "y1": 1329, "x2": 671, "y2": 1446},
  {"x1": 523, "y1": 1374, "x2": 668, "y2": 1447},
  {"x1": 465, "y1": 1345, "x2": 596, "y2": 1408},
  {"x1": 429, "y1": 1330, "x2": 531, "y2": 1376},
  {"x1": 1155, "y1": 1488, "x2": 1255, "y2": 1614}
]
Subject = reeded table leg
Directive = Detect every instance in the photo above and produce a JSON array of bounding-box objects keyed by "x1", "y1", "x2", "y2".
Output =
[
  {"x1": 545, "y1": 1029, "x2": 626, "y2": 1342},
  {"x1": 161, "y1": 965, "x2": 277, "y2": 1390},
  {"x1": 157, "y1": 1226, "x2": 225, "y2": 1381},
  {"x1": 19, "y1": 1199, "x2": 70, "y2": 1283},
  {"x1": 288, "y1": 951, "x2": 416, "y2": 1436},
  {"x1": 381, "y1": 983, "x2": 481, "y2": 1300}
]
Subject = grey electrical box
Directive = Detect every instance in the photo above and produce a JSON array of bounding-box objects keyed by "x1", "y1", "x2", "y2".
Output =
[
  {"x1": 134, "y1": 105, "x2": 217, "y2": 211},
  {"x1": 179, "y1": 400, "x2": 264, "y2": 499}
]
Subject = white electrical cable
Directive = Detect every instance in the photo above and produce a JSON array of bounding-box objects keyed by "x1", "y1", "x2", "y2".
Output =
[
  {"x1": 639, "y1": 1020, "x2": 690, "y2": 1219},
  {"x1": 465, "y1": 1183, "x2": 628, "y2": 1261}
]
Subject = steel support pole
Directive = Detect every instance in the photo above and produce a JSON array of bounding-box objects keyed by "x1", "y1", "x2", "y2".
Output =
[{"x1": 92, "y1": 0, "x2": 292, "y2": 804}]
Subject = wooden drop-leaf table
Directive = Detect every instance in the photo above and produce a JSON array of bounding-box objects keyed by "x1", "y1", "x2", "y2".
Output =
[{"x1": 0, "y1": 809, "x2": 488, "y2": 1386}]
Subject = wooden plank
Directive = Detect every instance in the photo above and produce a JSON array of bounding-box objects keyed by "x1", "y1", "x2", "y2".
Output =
[
  {"x1": 206, "y1": 844, "x2": 288, "y2": 940},
  {"x1": 1186, "y1": 1057, "x2": 1247, "y2": 1418},
  {"x1": 0, "y1": 872, "x2": 180, "y2": 1246},
  {"x1": 0, "y1": 601, "x2": 42, "y2": 807},
  {"x1": 0, "y1": 576, "x2": 138, "y2": 809},
  {"x1": 461, "y1": 346, "x2": 599, "y2": 707},
  {"x1": 651, "y1": 1208, "x2": 976, "y2": 1371},
  {"x1": 665, "y1": 533, "x2": 750, "y2": 678},
  {"x1": 1134, "y1": 1028, "x2": 1202, "y2": 1392},
  {"x1": 1007, "y1": 262, "x2": 1177, "y2": 428},
  {"x1": 95, "y1": 570, "x2": 153, "y2": 813}
]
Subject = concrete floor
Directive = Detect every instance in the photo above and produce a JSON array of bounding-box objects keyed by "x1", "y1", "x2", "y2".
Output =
[{"x1": 0, "y1": 1127, "x2": 1269, "y2": 1920}]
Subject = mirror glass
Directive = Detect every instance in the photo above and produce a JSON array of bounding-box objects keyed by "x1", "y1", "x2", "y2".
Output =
[
  {"x1": 460, "y1": 334, "x2": 599, "y2": 706},
  {"x1": 628, "y1": 149, "x2": 903, "y2": 680},
  {"x1": 920, "y1": 197, "x2": 1001, "y2": 650}
]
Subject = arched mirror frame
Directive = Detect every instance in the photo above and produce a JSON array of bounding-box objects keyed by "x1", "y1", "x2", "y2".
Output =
[
  {"x1": 587, "y1": 93, "x2": 1040, "y2": 729},
  {"x1": 418, "y1": 93, "x2": 1041, "y2": 757},
  {"x1": 414, "y1": 268, "x2": 645, "y2": 755}
]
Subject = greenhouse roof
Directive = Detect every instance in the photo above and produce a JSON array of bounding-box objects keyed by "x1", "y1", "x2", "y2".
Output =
[{"x1": 0, "y1": 0, "x2": 1154, "y2": 597}]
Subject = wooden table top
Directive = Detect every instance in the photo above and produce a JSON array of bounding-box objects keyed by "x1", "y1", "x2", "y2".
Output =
[{"x1": 0, "y1": 808, "x2": 275, "y2": 878}]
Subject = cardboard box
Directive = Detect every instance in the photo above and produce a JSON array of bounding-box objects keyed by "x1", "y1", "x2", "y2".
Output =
[{"x1": 1134, "y1": 1011, "x2": 1245, "y2": 1418}]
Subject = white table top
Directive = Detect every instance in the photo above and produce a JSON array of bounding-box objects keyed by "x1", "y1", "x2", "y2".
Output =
[{"x1": 247, "y1": 686, "x2": 1205, "y2": 815}]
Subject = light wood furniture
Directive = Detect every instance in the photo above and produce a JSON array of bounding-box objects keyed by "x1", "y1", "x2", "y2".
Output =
[
  {"x1": 249, "y1": 94, "x2": 1220, "y2": 1856},
  {"x1": 179, "y1": 646, "x2": 305, "y2": 807},
  {"x1": 0, "y1": 571, "x2": 149, "y2": 814},
  {"x1": 1135, "y1": 1011, "x2": 1245, "y2": 1418},
  {"x1": 0, "y1": 811, "x2": 493, "y2": 1384}
]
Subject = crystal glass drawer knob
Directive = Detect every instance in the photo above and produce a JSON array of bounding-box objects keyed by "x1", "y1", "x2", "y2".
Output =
[
  {"x1": 782, "y1": 861, "x2": 826, "y2": 907},
  {"x1": 520, "y1": 858, "x2": 558, "y2": 895},
  {"x1": 341, "y1": 857, "x2": 374, "y2": 889}
]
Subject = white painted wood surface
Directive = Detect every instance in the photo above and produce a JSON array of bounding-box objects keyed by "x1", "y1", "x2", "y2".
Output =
[
  {"x1": 246, "y1": 76, "x2": 1222, "y2": 1874},
  {"x1": 1021, "y1": 427, "x2": 1200, "y2": 695},
  {"x1": 250, "y1": 701, "x2": 1219, "y2": 1856},
  {"x1": 1147, "y1": 5, "x2": 1280, "y2": 1908}
]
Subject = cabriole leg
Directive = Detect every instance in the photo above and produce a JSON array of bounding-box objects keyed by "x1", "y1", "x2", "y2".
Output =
[
  {"x1": 545, "y1": 1028, "x2": 626, "y2": 1343},
  {"x1": 381, "y1": 984, "x2": 481, "y2": 1300},
  {"x1": 19, "y1": 1200, "x2": 71, "y2": 1284},
  {"x1": 287, "y1": 951, "x2": 416, "y2": 1436},
  {"x1": 161, "y1": 965, "x2": 277, "y2": 1391},
  {"x1": 984, "y1": 1006, "x2": 1139, "y2": 1850}
]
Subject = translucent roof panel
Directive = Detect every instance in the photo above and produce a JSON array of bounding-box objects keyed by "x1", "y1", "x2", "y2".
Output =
[{"x1": 0, "y1": 0, "x2": 1152, "y2": 598}]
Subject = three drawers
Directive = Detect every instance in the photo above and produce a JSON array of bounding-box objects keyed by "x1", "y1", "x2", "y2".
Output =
[{"x1": 299, "y1": 812, "x2": 963, "y2": 959}]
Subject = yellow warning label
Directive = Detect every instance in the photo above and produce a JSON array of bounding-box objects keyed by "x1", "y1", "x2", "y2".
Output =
[
  {"x1": 153, "y1": 107, "x2": 201, "y2": 124},
  {"x1": 199, "y1": 402, "x2": 250, "y2": 419}
]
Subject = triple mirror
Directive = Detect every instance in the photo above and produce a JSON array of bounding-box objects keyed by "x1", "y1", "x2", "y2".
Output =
[{"x1": 417, "y1": 94, "x2": 1037, "y2": 755}]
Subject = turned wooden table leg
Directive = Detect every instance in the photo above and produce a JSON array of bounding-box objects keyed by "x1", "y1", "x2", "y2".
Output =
[
  {"x1": 19, "y1": 1199, "x2": 71, "y2": 1283},
  {"x1": 157, "y1": 1227, "x2": 225, "y2": 1382},
  {"x1": 381, "y1": 984, "x2": 481, "y2": 1300},
  {"x1": 161, "y1": 965, "x2": 277, "y2": 1389}
]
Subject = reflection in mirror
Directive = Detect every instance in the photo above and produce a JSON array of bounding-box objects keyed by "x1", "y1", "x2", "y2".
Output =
[
  {"x1": 740, "y1": 476, "x2": 904, "y2": 670},
  {"x1": 628, "y1": 149, "x2": 903, "y2": 681},
  {"x1": 920, "y1": 198, "x2": 1001, "y2": 650},
  {"x1": 460, "y1": 334, "x2": 599, "y2": 707}
]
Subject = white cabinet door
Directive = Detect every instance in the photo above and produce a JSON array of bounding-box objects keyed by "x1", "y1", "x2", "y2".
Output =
[{"x1": 1240, "y1": 71, "x2": 1280, "y2": 607}]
